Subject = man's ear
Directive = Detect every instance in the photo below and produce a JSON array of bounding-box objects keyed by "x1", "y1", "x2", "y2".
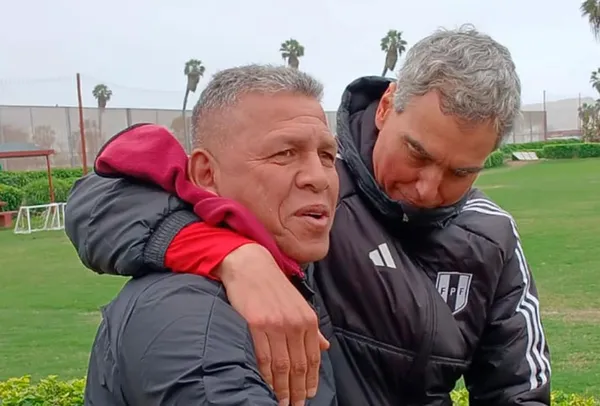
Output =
[
  {"x1": 188, "y1": 148, "x2": 218, "y2": 194},
  {"x1": 375, "y1": 82, "x2": 397, "y2": 131}
]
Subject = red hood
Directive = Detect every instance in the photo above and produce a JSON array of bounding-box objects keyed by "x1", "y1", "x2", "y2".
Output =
[{"x1": 94, "y1": 123, "x2": 302, "y2": 277}]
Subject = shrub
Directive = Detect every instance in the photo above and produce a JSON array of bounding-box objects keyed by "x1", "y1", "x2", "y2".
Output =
[
  {"x1": 0, "y1": 168, "x2": 85, "y2": 189},
  {"x1": 63, "y1": 177, "x2": 80, "y2": 191},
  {"x1": 0, "y1": 171, "x2": 34, "y2": 189},
  {"x1": 451, "y1": 388, "x2": 599, "y2": 405},
  {"x1": 0, "y1": 376, "x2": 598, "y2": 405},
  {"x1": 500, "y1": 138, "x2": 580, "y2": 154},
  {"x1": 578, "y1": 142, "x2": 600, "y2": 158},
  {"x1": 484, "y1": 150, "x2": 504, "y2": 168},
  {"x1": 0, "y1": 376, "x2": 84, "y2": 406},
  {"x1": 0, "y1": 184, "x2": 24, "y2": 211},
  {"x1": 531, "y1": 148, "x2": 545, "y2": 158},
  {"x1": 22, "y1": 179, "x2": 73, "y2": 206},
  {"x1": 542, "y1": 143, "x2": 600, "y2": 159}
]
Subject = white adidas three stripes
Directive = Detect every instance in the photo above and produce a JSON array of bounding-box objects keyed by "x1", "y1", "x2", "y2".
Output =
[{"x1": 463, "y1": 198, "x2": 551, "y2": 390}]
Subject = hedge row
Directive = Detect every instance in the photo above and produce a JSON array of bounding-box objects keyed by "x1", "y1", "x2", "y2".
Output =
[
  {"x1": 500, "y1": 138, "x2": 580, "y2": 153},
  {"x1": 0, "y1": 169, "x2": 82, "y2": 210},
  {"x1": 0, "y1": 168, "x2": 84, "y2": 189},
  {"x1": 1, "y1": 376, "x2": 598, "y2": 405},
  {"x1": 484, "y1": 150, "x2": 505, "y2": 168},
  {"x1": 0, "y1": 179, "x2": 77, "y2": 210},
  {"x1": 542, "y1": 142, "x2": 600, "y2": 159}
]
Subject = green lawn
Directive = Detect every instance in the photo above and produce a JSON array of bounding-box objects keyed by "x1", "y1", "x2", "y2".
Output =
[
  {"x1": 474, "y1": 159, "x2": 600, "y2": 397},
  {"x1": 0, "y1": 158, "x2": 599, "y2": 397}
]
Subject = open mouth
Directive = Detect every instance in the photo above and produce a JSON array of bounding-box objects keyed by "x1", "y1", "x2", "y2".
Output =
[{"x1": 294, "y1": 204, "x2": 330, "y2": 224}]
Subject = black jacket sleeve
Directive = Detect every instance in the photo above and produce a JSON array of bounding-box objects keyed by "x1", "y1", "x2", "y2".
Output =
[
  {"x1": 65, "y1": 173, "x2": 199, "y2": 276},
  {"x1": 119, "y1": 275, "x2": 277, "y2": 405},
  {"x1": 464, "y1": 248, "x2": 551, "y2": 405}
]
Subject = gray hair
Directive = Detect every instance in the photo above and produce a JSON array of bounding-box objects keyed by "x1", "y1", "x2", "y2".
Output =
[
  {"x1": 191, "y1": 64, "x2": 324, "y2": 146},
  {"x1": 394, "y1": 25, "x2": 521, "y2": 144}
]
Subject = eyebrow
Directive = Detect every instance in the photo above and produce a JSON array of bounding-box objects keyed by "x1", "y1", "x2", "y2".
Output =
[{"x1": 402, "y1": 134, "x2": 484, "y2": 174}]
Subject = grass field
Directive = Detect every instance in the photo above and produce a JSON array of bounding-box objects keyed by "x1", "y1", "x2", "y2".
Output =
[{"x1": 0, "y1": 158, "x2": 599, "y2": 397}]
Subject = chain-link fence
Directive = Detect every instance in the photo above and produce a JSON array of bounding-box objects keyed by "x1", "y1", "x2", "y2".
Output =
[
  {"x1": 0, "y1": 105, "x2": 192, "y2": 171},
  {"x1": 0, "y1": 92, "x2": 588, "y2": 171}
]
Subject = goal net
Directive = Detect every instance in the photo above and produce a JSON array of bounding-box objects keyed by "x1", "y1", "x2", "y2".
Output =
[{"x1": 13, "y1": 203, "x2": 66, "y2": 234}]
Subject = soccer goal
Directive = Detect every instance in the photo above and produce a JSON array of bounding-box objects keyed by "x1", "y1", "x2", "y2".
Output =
[{"x1": 13, "y1": 203, "x2": 67, "y2": 234}]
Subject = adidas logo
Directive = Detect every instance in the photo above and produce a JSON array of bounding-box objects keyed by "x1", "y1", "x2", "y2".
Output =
[{"x1": 369, "y1": 243, "x2": 397, "y2": 269}]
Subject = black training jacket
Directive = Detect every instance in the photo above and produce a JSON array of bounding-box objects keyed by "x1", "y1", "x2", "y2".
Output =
[
  {"x1": 67, "y1": 175, "x2": 341, "y2": 406},
  {"x1": 65, "y1": 76, "x2": 551, "y2": 406}
]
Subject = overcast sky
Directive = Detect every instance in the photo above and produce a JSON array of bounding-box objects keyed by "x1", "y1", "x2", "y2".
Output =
[{"x1": 0, "y1": 0, "x2": 597, "y2": 111}]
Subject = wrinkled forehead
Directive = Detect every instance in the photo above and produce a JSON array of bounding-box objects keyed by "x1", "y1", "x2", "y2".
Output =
[{"x1": 231, "y1": 92, "x2": 334, "y2": 145}]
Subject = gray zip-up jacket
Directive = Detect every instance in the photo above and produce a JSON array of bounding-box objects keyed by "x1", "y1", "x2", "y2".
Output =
[{"x1": 67, "y1": 175, "x2": 340, "y2": 406}]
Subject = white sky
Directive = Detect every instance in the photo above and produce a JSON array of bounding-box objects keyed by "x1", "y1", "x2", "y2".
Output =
[{"x1": 0, "y1": 0, "x2": 597, "y2": 110}]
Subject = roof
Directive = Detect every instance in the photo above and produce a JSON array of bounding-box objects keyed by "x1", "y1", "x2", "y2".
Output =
[{"x1": 0, "y1": 142, "x2": 54, "y2": 159}]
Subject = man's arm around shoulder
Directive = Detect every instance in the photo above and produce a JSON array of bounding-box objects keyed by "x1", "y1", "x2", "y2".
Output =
[
  {"x1": 65, "y1": 173, "x2": 198, "y2": 277},
  {"x1": 118, "y1": 274, "x2": 278, "y2": 405}
]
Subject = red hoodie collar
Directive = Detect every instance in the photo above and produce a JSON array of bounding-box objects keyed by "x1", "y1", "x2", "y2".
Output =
[{"x1": 94, "y1": 123, "x2": 302, "y2": 278}]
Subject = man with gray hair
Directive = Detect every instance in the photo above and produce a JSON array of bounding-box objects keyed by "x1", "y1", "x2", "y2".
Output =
[
  {"x1": 68, "y1": 26, "x2": 551, "y2": 405},
  {"x1": 75, "y1": 65, "x2": 342, "y2": 405}
]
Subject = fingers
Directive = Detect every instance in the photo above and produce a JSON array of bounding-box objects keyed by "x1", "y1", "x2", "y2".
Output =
[
  {"x1": 269, "y1": 331, "x2": 291, "y2": 406},
  {"x1": 304, "y1": 326, "x2": 322, "y2": 398},
  {"x1": 318, "y1": 331, "x2": 330, "y2": 351},
  {"x1": 250, "y1": 329, "x2": 274, "y2": 390},
  {"x1": 287, "y1": 326, "x2": 309, "y2": 405}
]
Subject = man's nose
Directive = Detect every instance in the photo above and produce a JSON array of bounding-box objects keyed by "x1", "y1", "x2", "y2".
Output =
[
  {"x1": 415, "y1": 167, "x2": 443, "y2": 204},
  {"x1": 296, "y1": 153, "x2": 330, "y2": 192}
]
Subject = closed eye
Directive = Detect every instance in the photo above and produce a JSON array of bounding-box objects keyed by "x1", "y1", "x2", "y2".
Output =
[
  {"x1": 407, "y1": 143, "x2": 428, "y2": 162},
  {"x1": 453, "y1": 169, "x2": 470, "y2": 178}
]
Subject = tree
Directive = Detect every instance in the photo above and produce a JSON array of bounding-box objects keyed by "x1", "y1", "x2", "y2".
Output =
[
  {"x1": 591, "y1": 68, "x2": 600, "y2": 94},
  {"x1": 0, "y1": 125, "x2": 30, "y2": 170},
  {"x1": 381, "y1": 30, "x2": 407, "y2": 77},
  {"x1": 31, "y1": 125, "x2": 56, "y2": 150},
  {"x1": 280, "y1": 39, "x2": 305, "y2": 69},
  {"x1": 92, "y1": 84, "x2": 112, "y2": 109},
  {"x1": 581, "y1": 0, "x2": 600, "y2": 40},
  {"x1": 578, "y1": 102, "x2": 600, "y2": 142},
  {"x1": 71, "y1": 119, "x2": 104, "y2": 166},
  {"x1": 182, "y1": 59, "x2": 206, "y2": 152},
  {"x1": 578, "y1": 67, "x2": 600, "y2": 142},
  {"x1": 92, "y1": 84, "x2": 113, "y2": 143}
]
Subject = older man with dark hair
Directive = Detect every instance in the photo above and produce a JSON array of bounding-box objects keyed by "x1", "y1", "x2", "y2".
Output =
[
  {"x1": 74, "y1": 65, "x2": 342, "y2": 406},
  {"x1": 68, "y1": 26, "x2": 551, "y2": 405}
]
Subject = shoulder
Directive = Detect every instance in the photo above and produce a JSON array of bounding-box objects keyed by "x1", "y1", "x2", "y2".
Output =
[
  {"x1": 116, "y1": 273, "x2": 250, "y2": 357},
  {"x1": 452, "y1": 189, "x2": 520, "y2": 260},
  {"x1": 107, "y1": 274, "x2": 267, "y2": 403}
]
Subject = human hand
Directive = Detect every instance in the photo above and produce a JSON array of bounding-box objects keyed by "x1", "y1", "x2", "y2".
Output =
[{"x1": 215, "y1": 243, "x2": 330, "y2": 406}]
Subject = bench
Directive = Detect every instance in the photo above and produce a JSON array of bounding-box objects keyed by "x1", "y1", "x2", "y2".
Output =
[
  {"x1": 0, "y1": 211, "x2": 16, "y2": 228},
  {"x1": 512, "y1": 151, "x2": 539, "y2": 161}
]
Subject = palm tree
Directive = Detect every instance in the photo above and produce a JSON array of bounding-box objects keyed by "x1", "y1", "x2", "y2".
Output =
[
  {"x1": 591, "y1": 68, "x2": 600, "y2": 95},
  {"x1": 581, "y1": 0, "x2": 600, "y2": 40},
  {"x1": 182, "y1": 59, "x2": 205, "y2": 152},
  {"x1": 380, "y1": 30, "x2": 407, "y2": 77},
  {"x1": 280, "y1": 39, "x2": 305, "y2": 69},
  {"x1": 92, "y1": 84, "x2": 112, "y2": 109},
  {"x1": 92, "y1": 84, "x2": 112, "y2": 143}
]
